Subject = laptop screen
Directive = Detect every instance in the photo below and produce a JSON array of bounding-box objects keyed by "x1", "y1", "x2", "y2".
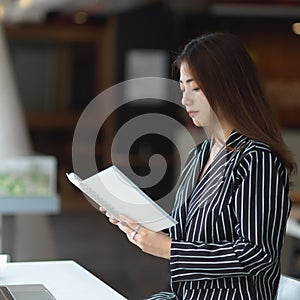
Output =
[{"x1": 0, "y1": 284, "x2": 55, "y2": 300}]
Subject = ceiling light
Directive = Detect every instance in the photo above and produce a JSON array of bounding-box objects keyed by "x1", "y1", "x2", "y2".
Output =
[
  {"x1": 0, "y1": 5, "x2": 4, "y2": 21},
  {"x1": 18, "y1": 0, "x2": 32, "y2": 9}
]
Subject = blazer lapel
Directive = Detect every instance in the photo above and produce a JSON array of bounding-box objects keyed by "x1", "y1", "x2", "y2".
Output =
[
  {"x1": 173, "y1": 140, "x2": 211, "y2": 211},
  {"x1": 171, "y1": 140, "x2": 211, "y2": 239},
  {"x1": 185, "y1": 131, "x2": 249, "y2": 225},
  {"x1": 186, "y1": 147, "x2": 229, "y2": 225}
]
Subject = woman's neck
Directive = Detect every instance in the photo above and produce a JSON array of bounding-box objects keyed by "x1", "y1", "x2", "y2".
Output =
[{"x1": 204, "y1": 119, "x2": 234, "y2": 147}]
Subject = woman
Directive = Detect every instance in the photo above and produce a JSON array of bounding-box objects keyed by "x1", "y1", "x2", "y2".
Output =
[{"x1": 104, "y1": 32, "x2": 295, "y2": 299}]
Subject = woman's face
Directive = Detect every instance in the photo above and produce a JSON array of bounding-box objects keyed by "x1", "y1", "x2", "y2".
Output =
[{"x1": 179, "y1": 62, "x2": 211, "y2": 127}]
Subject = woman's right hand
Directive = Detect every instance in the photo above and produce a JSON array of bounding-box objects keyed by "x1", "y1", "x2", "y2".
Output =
[{"x1": 99, "y1": 206, "x2": 119, "y2": 225}]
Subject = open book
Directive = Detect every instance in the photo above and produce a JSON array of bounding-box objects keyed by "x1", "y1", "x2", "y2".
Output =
[{"x1": 66, "y1": 166, "x2": 177, "y2": 232}]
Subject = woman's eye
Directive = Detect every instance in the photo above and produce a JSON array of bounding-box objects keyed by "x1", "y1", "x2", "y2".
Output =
[{"x1": 192, "y1": 87, "x2": 200, "y2": 91}]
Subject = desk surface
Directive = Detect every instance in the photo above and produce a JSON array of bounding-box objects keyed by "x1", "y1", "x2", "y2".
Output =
[{"x1": 0, "y1": 260, "x2": 127, "y2": 300}]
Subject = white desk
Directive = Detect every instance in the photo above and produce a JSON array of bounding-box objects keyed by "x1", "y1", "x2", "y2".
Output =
[
  {"x1": 0, "y1": 195, "x2": 60, "y2": 259},
  {"x1": 0, "y1": 260, "x2": 127, "y2": 300}
]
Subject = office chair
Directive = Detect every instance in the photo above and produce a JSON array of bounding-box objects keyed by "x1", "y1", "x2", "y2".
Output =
[{"x1": 277, "y1": 275, "x2": 300, "y2": 300}]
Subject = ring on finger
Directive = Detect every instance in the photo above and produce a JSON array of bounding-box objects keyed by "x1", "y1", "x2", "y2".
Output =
[
  {"x1": 134, "y1": 224, "x2": 141, "y2": 234},
  {"x1": 129, "y1": 231, "x2": 137, "y2": 240},
  {"x1": 129, "y1": 224, "x2": 141, "y2": 240}
]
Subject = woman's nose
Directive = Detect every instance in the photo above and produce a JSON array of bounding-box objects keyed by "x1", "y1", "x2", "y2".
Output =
[{"x1": 181, "y1": 92, "x2": 192, "y2": 106}]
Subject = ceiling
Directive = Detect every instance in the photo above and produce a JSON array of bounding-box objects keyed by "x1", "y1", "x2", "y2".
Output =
[
  {"x1": 0, "y1": 0, "x2": 152, "y2": 23},
  {"x1": 1, "y1": 0, "x2": 300, "y2": 24}
]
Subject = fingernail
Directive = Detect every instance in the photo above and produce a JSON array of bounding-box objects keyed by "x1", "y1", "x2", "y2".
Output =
[{"x1": 117, "y1": 222, "x2": 122, "y2": 227}]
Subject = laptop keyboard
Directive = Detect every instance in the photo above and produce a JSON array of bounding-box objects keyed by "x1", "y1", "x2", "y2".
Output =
[{"x1": 0, "y1": 287, "x2": 15, "y2": 300}]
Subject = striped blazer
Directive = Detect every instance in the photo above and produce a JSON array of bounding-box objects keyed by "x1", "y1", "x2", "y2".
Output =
[{"x1": 146, "y1": 131, "x2": 290, "y2": 300}]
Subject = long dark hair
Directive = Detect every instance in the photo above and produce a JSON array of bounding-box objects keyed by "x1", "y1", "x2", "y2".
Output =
[{"x1": 175, "y1": 32, "x2": 296, "y2": 176}]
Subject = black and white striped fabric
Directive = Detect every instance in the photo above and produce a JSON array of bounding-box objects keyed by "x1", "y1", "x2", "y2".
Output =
[{"x1": 145, "y1": 131, "x2": 291, "y2": 300}]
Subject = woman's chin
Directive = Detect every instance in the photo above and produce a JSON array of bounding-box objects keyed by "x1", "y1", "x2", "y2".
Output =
[
  {"x1": 192, "y1": 119, "x2": 205, "y2": 127},
  {"x1": 193, "y1": 122, "x2": 202, "y2": 128}
]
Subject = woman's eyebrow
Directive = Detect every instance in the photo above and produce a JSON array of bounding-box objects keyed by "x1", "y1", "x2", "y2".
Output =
[{"x1": 179, "y1": 78, "x2": 194, "y2": 83}]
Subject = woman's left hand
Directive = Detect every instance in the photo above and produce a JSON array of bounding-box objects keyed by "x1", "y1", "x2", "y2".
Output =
[{"x1": 117, "y1": 215, "x2": 172, "y2": 260}]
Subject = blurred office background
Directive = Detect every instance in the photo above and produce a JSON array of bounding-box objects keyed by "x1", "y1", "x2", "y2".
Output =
[{"x1": 0, "y1": 0, "x2": 300, "y2": 299}]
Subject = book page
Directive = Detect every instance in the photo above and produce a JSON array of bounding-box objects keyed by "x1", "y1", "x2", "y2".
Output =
[{"x1": 67, "y1": 166, "x2": 177, "y2": 232}]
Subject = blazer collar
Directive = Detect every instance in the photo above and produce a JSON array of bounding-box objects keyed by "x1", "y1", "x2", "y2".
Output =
[
  {"x1": 184, "y1": 131, "x2": 249, "y2": 225},
  {"x1": 173, "y1": 131, "x2": 249, "y2": 213},
  {"x1": 225, "y1": 130, "x2": 248, "y2": 150}
]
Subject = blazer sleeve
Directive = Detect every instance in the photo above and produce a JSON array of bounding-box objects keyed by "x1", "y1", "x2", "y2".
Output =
[{"x1": 170, "y1": 149, "x2": 291, "y2": 281}]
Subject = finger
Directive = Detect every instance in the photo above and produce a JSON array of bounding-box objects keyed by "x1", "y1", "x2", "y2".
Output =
[
  {"x1": 109, "y1": 217, "x2": 119, "y2": 225},
  {"x1": 117, "y1": 223, "x2": 134, "y2": 242},
  {"x1": 106, "y1": 211, "x2": 118, "y2": 219},
  {"x1": 117, "y1": 221, "x2": 139, "y2": 242},
  {"x1": 117, "y1": 221, "x2": 132, "y2": 235},
  {"x1": 119, "y1": 215, "x2": 138, "y2": 230},
  {"x1": 120, "y1": 214, "x2": 136, "y2": 223},
  {"x1": 99, "y1": 207, "x2": 106, "y2": 214}
]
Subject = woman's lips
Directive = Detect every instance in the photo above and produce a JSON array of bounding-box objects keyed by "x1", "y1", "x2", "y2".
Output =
[{"x1": 188, "y1": 111, "x2": 198, "y2": 118}]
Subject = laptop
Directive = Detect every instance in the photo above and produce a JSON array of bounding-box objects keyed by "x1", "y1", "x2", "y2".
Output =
[{"x1": 0, "y1": 284, "x2": 55, "y2": 300}]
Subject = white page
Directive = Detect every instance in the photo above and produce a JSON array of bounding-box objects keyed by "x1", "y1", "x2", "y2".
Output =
[{"x1": 66, "y1": 166, "x2": 177, "y2": 232}]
